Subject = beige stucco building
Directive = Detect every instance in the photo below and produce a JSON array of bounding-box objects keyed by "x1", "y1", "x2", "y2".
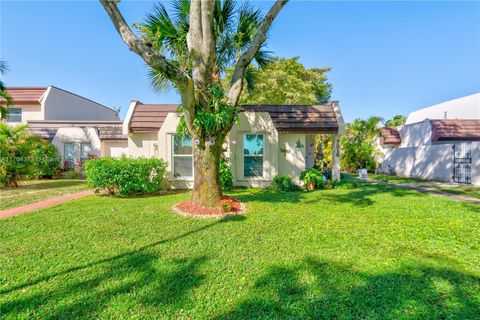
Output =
[
  {"x1": 123, "y1": 101, "x2": 345, "y2": 188},
  {"x1": 1, "y1": 87, "x2": 128, "y2": 168}
]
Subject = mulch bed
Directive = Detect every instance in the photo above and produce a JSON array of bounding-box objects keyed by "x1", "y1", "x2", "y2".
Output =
[{"x1": 172, "y1": 196, "x2": 246, "y2": 218}]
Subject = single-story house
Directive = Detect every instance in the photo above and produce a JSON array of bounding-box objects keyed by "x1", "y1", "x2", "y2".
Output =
[
  {"x1": 379, "y1": 93, "x2": 480, "y2": 185},
  {"x1": 1, "y1": 86, "x2": 128, "y2": 167},
  {"x1": 28, "y1": 120, "x2": 127, "y2": 168},
  {"x1": 123, "y1": 101, "x2": 345, "y2": 188}
]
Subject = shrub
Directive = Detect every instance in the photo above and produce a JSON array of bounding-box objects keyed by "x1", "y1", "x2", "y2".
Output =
[
  {"x1": 30, "y1": 138, "x2": 61, "y2": 178},
  {"x1": 300, "y1": 168, "x2": 325, "y2": 190},
  {"x1": 272, "y1": 175, "x2": 300, "y2": 192},
  {"x1": 84, "y1": 157, "x2": 168, "y2": 197},
  {"x1": 220, "y1": 158, "x2": 233, "y2": 191}
]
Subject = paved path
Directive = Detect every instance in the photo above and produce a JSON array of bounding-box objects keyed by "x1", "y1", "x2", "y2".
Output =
[
  {"x1": 365, "y1": 179, "x2": 480, "y2": 204},
  {"x1": 0, "y1": 190, "x2": 94, "y2": 219}
]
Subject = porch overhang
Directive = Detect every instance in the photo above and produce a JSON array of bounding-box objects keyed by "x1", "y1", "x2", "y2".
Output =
[{"x1": 241, "y1": 102, "x2": 345, "y2": 135}]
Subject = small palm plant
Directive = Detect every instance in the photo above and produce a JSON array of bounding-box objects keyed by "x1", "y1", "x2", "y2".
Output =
[
  {"x1": 0, "y1": 60, "x2": 12, "y2": 120},
  {"x1": 0, "y1": 124, "x2": 33, "y2": 187}
]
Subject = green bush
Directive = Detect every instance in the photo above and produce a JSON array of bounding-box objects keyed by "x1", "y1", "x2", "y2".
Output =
[
  {"x1": 0, "y1": 124, "x2": 61, "y2": 187},
  {"x1": 272, "y1": 175, "x2": 300, "y2": 192},
  {"x1": 220, "y1": 158, "x2": 233, "y2": 191},
  {"x1": 300, "y1": 168, "x2": 325, "y2": 189},
  {"x1": 30, "y1": 138, "x2": 61, "y2": 178},
  {"x1": 84, "y1": 157, "x2": 168, "y2": 197}
]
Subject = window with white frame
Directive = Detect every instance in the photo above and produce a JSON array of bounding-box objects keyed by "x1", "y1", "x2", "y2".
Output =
[
  {"x1": 172, "y1": 135, "x2": 193, "y2": 178},
  {"x1": 243, "y1": 134, "x2": 264, "y2": 178},
  {"x1": 7, "y1": 108, "x2": 22, "y2": 123}
]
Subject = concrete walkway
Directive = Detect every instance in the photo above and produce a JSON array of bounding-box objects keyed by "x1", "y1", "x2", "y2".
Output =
[
  {"x1": 365, "y1": 179, "x2": 480, "y2": 204},
  {"x1": 0, "y1": 190, "x2": 94, "y2": 219}
]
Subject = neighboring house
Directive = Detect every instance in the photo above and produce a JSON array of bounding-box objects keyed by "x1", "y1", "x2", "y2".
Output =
[
  {"x1": 379, "y1": 93, "x2": 480, "y2": 185},
  {"x1": 0, "y1": 86, "x2": 127, "y2": 167},
  {"x1": 123, "y1": 101, "x2": 345, "y2": 188}
]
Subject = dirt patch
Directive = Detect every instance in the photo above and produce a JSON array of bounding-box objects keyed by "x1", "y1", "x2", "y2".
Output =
[{"x1": 172, "y1": 196, "x2": 247, "y2": 218}]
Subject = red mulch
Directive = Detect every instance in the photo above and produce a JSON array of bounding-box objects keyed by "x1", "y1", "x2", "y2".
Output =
[{"x1": 175, "y1": 196, "x2": 242, "y2": 216}]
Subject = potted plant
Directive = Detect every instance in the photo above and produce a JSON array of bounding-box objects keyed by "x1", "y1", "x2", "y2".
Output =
[{"x1": 300, "y1": 168, "x2": 324, "y2": 190}]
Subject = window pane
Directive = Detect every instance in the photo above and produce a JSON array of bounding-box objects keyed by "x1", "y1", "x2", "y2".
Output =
[
  {"x1": 243, "y1": 134, "x2": 263, "y2": 155},
  {"x1": 174, "y1": 156, "x2": 193, "y2": 178},
  {"x1": 64, "y1": 143, "x2": 77, "y2": 169},
  {"x1": 7, "y1": 108, "x2": 22, "y2": 123},
  {"x1": 244, "y1": 156, "x2": 263, "y2": 177},
  {"x1": 173, "y1": 135, "x2": 193, "y2": 155},
  {"x1": 81, "y1": 143, "x2": 93, "y2": 161}
]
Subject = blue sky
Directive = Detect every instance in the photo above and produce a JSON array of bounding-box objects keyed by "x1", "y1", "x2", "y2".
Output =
[{"x1": 1, "y1": 1, "x2": 479, "y2": 122}]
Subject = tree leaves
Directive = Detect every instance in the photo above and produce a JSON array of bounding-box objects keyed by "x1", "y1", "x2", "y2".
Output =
[{"x1": 238, "y1": 57, "x2": 332, "y2": 105}]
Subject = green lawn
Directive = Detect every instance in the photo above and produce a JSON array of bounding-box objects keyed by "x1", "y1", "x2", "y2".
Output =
[
  {"x1": 423, "y1": 185, "x2": 480, "y2": 200},
  {"x1": 0, "y1": 179, "x2": 87, "y2": 210},
  {"x1": 0, "y1": 184, "x2": 479, "y2": 319},
  {"x1": 368, "y1": 174, "x2": 433, "y2": 184}
]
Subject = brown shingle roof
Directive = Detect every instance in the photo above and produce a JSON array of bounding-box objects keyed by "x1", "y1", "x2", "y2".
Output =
[
  {"x1": 242, "y1": 105, "x2": 339, "y2": 133},
  {"x1": 431, "y1": 120, "x2": 480, "y2": 141},
  {"x1": 130, "y1": 103, "x2": 179, "y2": 133},
  {"x1": 129, "y1": 103, "x2": 341, "y2": 134},
  {"x1": 27, "y1": 120, "x2": 127, "y2": 141},
  {"x1": 380, "y1": 127, "x2": 402, "y2": 146},
  {"x1": 0, "y1": 87, "x2": 48, "y2": 105}
]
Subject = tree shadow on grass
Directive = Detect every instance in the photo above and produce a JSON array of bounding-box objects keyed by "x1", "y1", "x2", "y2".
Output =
[
  {"x1": 216, "y1": 256, "x2": 480, "y2": 319},
  {"x1": 1, "y1": 179, "x2": 85, "y2": 192},
  {"x1": 0, "y1": 215, "x2": 245, "y2": 318},
  {"x1": 234, "y1": 183, "x2": 423, "y2": 207}
]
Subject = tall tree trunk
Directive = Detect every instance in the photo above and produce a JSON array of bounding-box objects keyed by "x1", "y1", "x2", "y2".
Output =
[{"x1": 192, "y1": 135, "x2": 223, "y2": 207}]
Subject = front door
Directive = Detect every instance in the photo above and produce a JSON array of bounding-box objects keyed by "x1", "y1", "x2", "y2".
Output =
[{"x1": 453, "y1": 142, "x2": 472, "y2": 184}]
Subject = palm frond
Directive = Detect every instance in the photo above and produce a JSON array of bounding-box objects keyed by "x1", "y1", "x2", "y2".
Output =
[
  {"x1": 234, "y1": 3, "x2": 263, "y2": 51},
  {"x1": 253, "y1": 48, "x2": 273, "y2": 69},
  {"x1": 0, "y1": 60, "x2": 8, "y2": 76},
  {"x1": 147, "y1": 68, "x2": 174, "y2": 93},
  {"x1": 243, "y1": 66, "x2": 257, "y2": 93}
]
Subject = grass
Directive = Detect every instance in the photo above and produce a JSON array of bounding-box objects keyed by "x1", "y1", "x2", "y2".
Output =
[
  {"x1": 368, "y1": 174, "x2": 433, "y2": 184},
  {"x1": 423, "y1": 185, "x2": 480, "y2": 200},
  {"x1": 0, "y1": 184, "x2": 479, "y2": 319},
  {"x1": 0, "y1": 179, "x2": 87, "y2": 210}
]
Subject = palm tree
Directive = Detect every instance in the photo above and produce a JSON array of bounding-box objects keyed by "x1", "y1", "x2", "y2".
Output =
[
  {"x1": 0, "y1": 60, "x2": 12, "y2": 120},
  {"x1": 341, "y1": 116, "x2": 383, "y2": 172},
  {"x1": 385, "y1": 115, "x2": 406, "y2": 128},
  {"x1": 142, "y1": 0, "x2": 270, "y2": 93},
  {"x1": 101, "y1": 0, "x2": 287, "y2": 207}
]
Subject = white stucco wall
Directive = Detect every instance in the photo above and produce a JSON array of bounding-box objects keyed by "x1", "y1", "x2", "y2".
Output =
[
  {"x1": 127, "y1": 133, "x2": 159, "y2": 158},
  {"x1": 381, "y1": 141, "x2": 480, "y2": 186},
  {"x1": 406, "y1": 92, "x2": 480, "y2": 124},
  {"x1": 228, "y1": 112, "x2": 279, "y2": 187},
  {"x1": 101, "y1": 141, "x2": 128, "y2": 158},
  {"x1": 398, "y1": 120, "x2": 432, "y2": 147},
  {"x1": 278, "y1": 134, "x2": 306, "y2": 184},
  {"x1": 43, "y1": 87, "x2": 119, "y2": 121},
  {"x1": 52, "y1": 127, "x2": 101, "y2": 165}
]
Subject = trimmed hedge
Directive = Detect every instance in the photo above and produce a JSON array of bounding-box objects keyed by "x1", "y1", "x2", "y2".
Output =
[{"x1": 84, "y1": 157, "x2": 168, "y2": 197}]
